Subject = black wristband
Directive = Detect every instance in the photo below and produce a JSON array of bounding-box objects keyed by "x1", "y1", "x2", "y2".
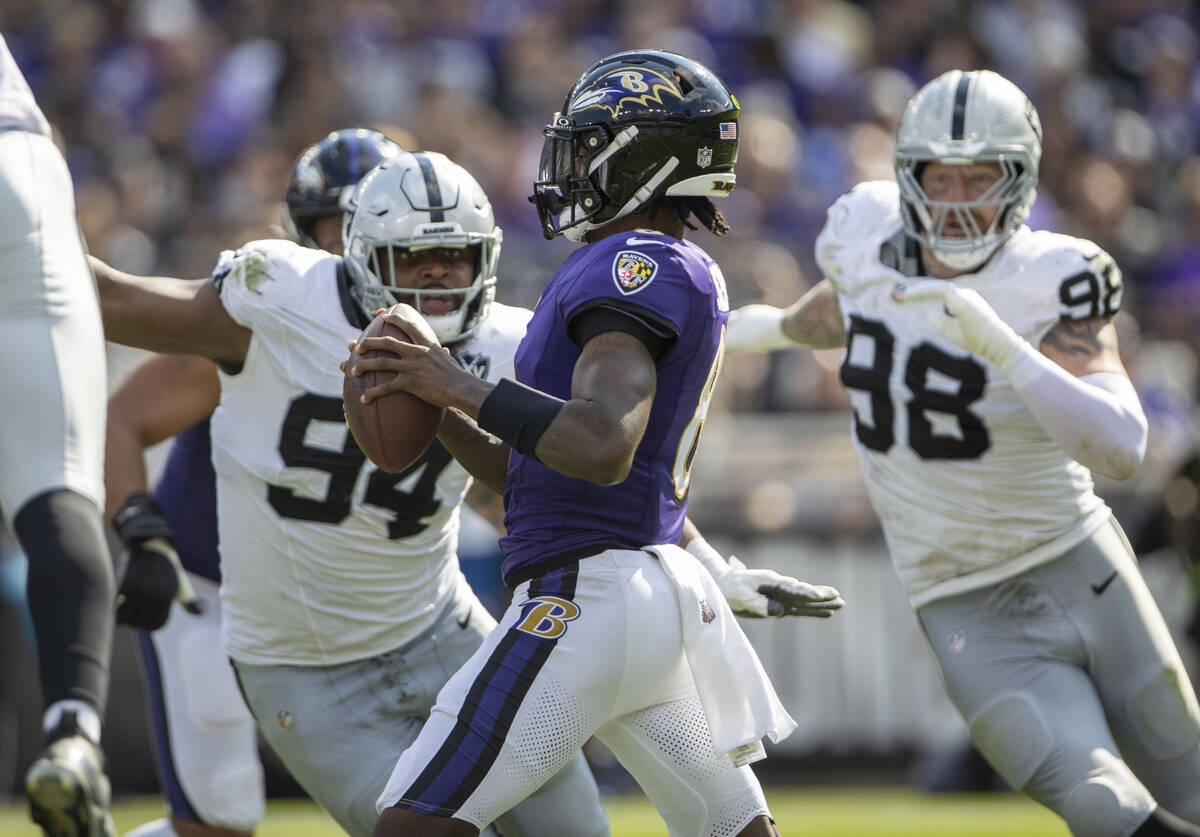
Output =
[
  {"x1": 111, "y1": 491, "x2": 175, "y2": 545},
  {"x1": 477, "y1": 378, "x2": 566, "y2": 458}
]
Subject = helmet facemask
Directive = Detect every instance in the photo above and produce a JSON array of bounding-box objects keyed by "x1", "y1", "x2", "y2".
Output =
[
  {"x1": 895, "y1": 151, "x2": 1037, "y2": 271},
  {"x1": 355, "y1": 240, "x2": 498, "y2": 343},
  {"x1": 893, "y1": 69, "x2": 1042, "y2": 273}
]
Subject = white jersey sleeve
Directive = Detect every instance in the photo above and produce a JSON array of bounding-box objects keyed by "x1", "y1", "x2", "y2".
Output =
[
  {"x1": 816, "y1": 181, "x2": 902, "y2": 295},
  {"x1": 819, "y1": 184, "x2": 1113, "y2": 607}
]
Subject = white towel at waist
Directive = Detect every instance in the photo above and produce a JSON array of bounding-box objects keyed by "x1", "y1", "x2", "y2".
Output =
[{"x1": 644, "y1": 544, "x2": 797, "y2": 765}]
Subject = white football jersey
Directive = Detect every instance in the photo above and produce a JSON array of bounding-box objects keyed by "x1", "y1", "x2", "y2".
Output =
[
  {"x1": 210, "y1": 239, "x2": 530, "y2": 665},
  {"x1": 0, "y1": 35, "x2": 49, "y2": 136},
  {"x1": 818, "y1": 181, "x2": 1115, "y2": 607}
]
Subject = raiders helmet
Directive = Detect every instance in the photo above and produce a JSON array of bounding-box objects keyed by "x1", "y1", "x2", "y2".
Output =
[
  {"x1": 284, "y1": 128, "x2": 403, "y2": 249},
  {"x1": 343, "y1": 151, "x2": 500, "y2": 343},
  {"x1": 894, "y1": 69, "x2": 1043, "y2": 271},
  {"x1": 532, "y1": 49, "x2": 739, "y2": 241}
]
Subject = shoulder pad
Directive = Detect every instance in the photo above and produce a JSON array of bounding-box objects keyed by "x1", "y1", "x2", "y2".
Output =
[
  {"x1": 1022, "y1": 232, "x2": 1123, "y2": 321},
  {"x1": 816, "y1": 181, "x2": 900, "y2": 288},
  {"x1": 212, "y1": 239, "x2": 327, "y2": 296}
]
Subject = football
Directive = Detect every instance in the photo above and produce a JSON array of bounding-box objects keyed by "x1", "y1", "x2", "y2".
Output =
[{"x1": 343, "y1": 309, "x2": 444, "y2": 473}]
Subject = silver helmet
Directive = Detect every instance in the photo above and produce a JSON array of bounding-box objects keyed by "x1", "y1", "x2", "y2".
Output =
[
  {"x1": 343, "y1": 151, "x2": 500, "y2": 343},
  {"x1": 894, "y1": 69, "x2": 1042, "y2": 271}
]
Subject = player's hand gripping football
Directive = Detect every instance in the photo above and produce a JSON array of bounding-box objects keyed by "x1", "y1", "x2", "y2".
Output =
[
  {"x1": 893, "y1": 280, "x2": 1025, "y2": 370},
  {"x1": 343, "y1": 304, "x2": 482, "y2": 410},
  {"x1": 718, "y1": 556, "x2": 846, "y2": 618},
  {"x1": 112, "y1": 492, "x2": 203, "y2": 631}
]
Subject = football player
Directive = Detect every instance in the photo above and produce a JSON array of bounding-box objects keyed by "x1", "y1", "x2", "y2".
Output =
[
  {"x1": 93, "y1": 150, "x2": 609, "y2": 837},
  {"x1": 350, "y1": 50, "x2": 841, "y2": 837},
  {"x1": 0, "y1": 32, "x2": 119, "y2": 837},
  {"x1": 109, "y1": 128, "x2": 401, "y2": 837},
  {"x1": 727, "y1": 70, "x2": 1200, "y2": 837}
]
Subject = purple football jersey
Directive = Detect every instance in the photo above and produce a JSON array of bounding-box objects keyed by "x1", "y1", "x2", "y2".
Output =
[{"x1": 499, "y1": 231, "x2": 728, "y2": 586}]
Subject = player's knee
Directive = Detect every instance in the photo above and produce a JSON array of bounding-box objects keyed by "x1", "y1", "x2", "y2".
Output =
[
  {"x1": 1059, "y1": 754, "x2": 1156, "y2": 837},
  {"x1": 1128, "y1": 665, "x2": 1200, "y2": 761},
  {"x1": 967, "y1": 693, "x2": 1052, "y2": 790},
  {"x1": 186, "y1": 762, "x2": 264, "y2": 833}
]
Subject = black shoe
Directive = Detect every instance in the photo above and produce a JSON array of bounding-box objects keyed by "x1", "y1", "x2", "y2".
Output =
[{"x1": 25, "y1": 710, "x2": 115, "y2": 837}]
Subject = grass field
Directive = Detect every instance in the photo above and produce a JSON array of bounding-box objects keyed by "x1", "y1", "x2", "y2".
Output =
[{"x1": 0, "y1": 787, "x2": 1071, "y2": 836}]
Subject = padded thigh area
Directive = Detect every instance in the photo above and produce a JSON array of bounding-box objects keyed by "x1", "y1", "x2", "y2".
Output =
[{"x1": 968, "y1": 692, "x2": 1051, "y2": 790}]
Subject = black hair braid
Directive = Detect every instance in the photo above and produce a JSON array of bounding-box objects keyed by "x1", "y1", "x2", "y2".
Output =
[{"x1": 650, "y1": 196, "x2": 731, "y2": 236}]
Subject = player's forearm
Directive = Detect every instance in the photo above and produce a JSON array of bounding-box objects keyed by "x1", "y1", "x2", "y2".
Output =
[
  {"x1": 91, "y1": 256, "x2": 249, "y2": 362},
  {"x1": 780, "y1": 280, "x2": 846, "y2": 349},
  {"x1": 103, "y1": 421, "x2": 150, "y2": 521},
  {"x1": 92, "y1": 256, "x2": 187, "y2": 349},
  {"x1": 436, "y1": 407, "x2": 509, "y2": 495},
  {"x1": 1003, "y1": 345, "x2": 1147, "y2": 479},
  {"x1": 531, "y1": 399, "x2": 641, "y2": 484}
]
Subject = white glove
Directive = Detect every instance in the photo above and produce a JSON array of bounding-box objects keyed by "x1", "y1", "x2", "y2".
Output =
[
  {"x1": 719, "y1": 556, "x2": 846, "y2": 618},
  {"x1": 687, "y1": 538, "x2": 845, "y2": 619},
  {"x1": 894, "y1": 281, "x2": 1026, "y2": 371}
]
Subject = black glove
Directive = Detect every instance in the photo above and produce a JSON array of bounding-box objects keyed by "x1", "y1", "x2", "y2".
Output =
[{"x1": 112, "y1": 492, "x2": 196, "y2": 631}]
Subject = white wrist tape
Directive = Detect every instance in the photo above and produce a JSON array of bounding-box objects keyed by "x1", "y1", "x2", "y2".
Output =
[
  {"x1": 725, "y1": 304, "x2": 792, "y2": 356},
  {"x1": 686, "y1": 535, "x2": 732, "y2": 580},
  {"x1": 1002, "y1": 345, "x2": 1147, "y2": 480}
]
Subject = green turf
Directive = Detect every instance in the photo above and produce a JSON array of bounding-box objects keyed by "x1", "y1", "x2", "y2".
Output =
[{"x1": 0, "y1": 788, "x2": 1071, "y2": 836}]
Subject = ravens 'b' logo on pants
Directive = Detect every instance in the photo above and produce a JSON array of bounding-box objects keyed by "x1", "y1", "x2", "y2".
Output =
[{"x1": 515, "y1": 596, "x2": 581, "y2": 639}]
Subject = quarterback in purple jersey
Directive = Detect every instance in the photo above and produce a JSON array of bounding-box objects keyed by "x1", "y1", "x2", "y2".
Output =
[{"x1": 351, "y1": 50, "x2": 841, "y2": 837}]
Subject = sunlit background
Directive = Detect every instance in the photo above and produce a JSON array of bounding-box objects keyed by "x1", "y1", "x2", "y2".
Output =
[{"x1": 1, "y1": 0, "x2": 1198, "y2": 830}]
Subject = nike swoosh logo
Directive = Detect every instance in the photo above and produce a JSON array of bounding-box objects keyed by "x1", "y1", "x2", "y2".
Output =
[
  {"x1": 456, "y1": 615, "x2": 471, "y2": 629},
  {"x1": 626, "y1": 237, "x2": 664, "y2": 246},
  {"x1": 1091, "y1": 571, "x2": 1118, "y2": 596}
]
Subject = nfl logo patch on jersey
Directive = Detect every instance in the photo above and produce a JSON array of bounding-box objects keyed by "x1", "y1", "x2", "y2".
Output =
[
  {"x1": 699, "y1": 599, "x2": 716, "y2": 623},
  {"x1": 613, "y1": 250, "x2": 658, "y2": 295}
]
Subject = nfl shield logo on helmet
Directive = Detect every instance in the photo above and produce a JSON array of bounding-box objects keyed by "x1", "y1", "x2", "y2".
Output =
[
  {"x1": 697, "y1": 147, "x2": 713, "y2": 168},
  {"x1": 613, "y1": 250, "x2": 658, "y2": 295},
  {"x1": 699, "y1": 599, "x2": 716, "y2": 624}
]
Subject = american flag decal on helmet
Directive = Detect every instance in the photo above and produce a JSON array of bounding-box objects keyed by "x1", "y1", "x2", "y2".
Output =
[{"x1": 719, "y1": 122, "x2": 737, "y2": 140}]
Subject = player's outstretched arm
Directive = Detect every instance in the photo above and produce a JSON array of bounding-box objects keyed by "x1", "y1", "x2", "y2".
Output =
[
  {"x1": 726, "y1": 279, "x2": 846, "y2": 355},
  {"x1": 105, "y1": 353, "x2": 217, "y2": 629},
  {"x1": 681, "y1": 518, "x2": 844, "y2": 618},
  {"x1": 90, "y1": 255, "x2": 251, "y2": 367},
  {"x1": 896, "y1": 282, "x2": 1147, "y2": 480}
]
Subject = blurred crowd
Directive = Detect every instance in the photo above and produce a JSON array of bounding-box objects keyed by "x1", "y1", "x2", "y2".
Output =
[{"x1": 6, "y1": 0, "x2": 1200, "y2": 516}]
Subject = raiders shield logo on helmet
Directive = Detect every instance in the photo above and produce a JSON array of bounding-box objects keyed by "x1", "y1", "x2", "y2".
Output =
[{"x1": 613, "y1": 250, "x2": 658, "y2": 294}]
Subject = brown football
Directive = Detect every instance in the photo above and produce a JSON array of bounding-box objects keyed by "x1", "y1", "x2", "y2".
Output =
[{"x1": 343, "y1": 313, "x2": 444, "y2": 473}]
